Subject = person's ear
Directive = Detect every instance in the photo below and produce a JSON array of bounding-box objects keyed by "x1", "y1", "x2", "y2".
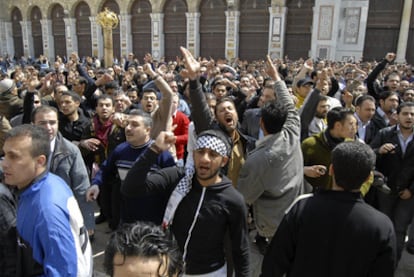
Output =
[
  {"x1": 328, "y1": 164, "x2": 334, "y2": 177},
  {"x1": 221, "y1": 156, "x2": 229, "y2": 167},
  {"x1": 36, "y1": 154, "x2": 47, "y2": 168}
]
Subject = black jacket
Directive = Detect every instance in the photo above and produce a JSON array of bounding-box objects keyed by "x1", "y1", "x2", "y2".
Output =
[
  {"x1": 370, "y1": 125, "x2": 414, "y2": 194},
  {"x1": 261, "y1": 190, "x2": 396, "y2": 277},
  {"x1": 122, "y1": 148, "x2": 250, "y2": 276}
]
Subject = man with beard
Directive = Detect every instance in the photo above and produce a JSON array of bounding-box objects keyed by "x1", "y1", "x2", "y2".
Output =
[
  {"x1": 58, "y1": 91, "x2": 91, "y2": 144},
  {"x1": 180, "y1": 47, "x2": 255, "y2": 186},
  {"x1": 307, "y1": 95, "x2": 330, "y2": 137},
  {"x1": 82, "y1": 95, "x2": 125, "y2": 225},
  {"x1": 122, "y1": 129, "x2": 250, "y2": 276},
  {"x1": 370, "y1": 102, "x2": 414, "y2": 260},
  {"x1": 88, "y1": 110, "x2": 175, "y2": 229}
]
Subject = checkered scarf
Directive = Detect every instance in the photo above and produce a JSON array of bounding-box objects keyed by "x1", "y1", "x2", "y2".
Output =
[{"x1": 162, "y1": 135, "x2": 228, "y2": 229}]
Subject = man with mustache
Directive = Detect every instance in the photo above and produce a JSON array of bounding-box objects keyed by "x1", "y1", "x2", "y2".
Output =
[{"x1": 87, "y1": 110, "x2": 175, "y2": 229}]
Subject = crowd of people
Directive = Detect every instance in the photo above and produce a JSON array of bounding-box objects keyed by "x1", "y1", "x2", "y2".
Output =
[{"x1": 0, "y1": 47, "x2": 414, "y2": 276}]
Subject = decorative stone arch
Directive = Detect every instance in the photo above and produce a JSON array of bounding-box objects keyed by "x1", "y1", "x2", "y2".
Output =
[
  {"x1": 238, "y1": 0, "x2": 271, "y2": 61},
  {"x1": 74, "y1": 1, "x2": 92, "y2": 58},
  {"x1": 50, "y1": 3, "x2": 67, "y2": 59},
  {"x1": 199, "y1": 0, "x2": 227, "y2": 59},
  {"x1": 11, "y1": 6, "x2": 24, "y2": 58},
  {"x1": 130, "y1": 0, "x2": 152, "y2": 59},
  {"x1": 163, "y1": 0, "x2": 188, "y2": 61},
  {"x1": 30, "y1": 6, "x2": 43, "y2": 57}
]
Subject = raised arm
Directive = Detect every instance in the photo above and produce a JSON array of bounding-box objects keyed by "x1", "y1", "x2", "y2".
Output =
[{"x1": 180, "y1": 47, "x2": 215, "y2": 134}]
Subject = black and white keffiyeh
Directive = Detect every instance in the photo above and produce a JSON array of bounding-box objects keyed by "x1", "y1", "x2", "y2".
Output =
[{"x1": 162, "y1": 134, "x2": 229, "y2": 229}]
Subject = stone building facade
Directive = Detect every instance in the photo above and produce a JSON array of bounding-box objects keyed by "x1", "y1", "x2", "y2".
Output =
[{"x1": 0, "y1": 0, "x2": 412, "y2": 63}]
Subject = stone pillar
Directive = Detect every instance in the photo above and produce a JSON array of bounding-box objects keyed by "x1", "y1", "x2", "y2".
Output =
[
  {"x1": 63, "y1": 17, "x2": 78, "y2": 57},
  {"x1": 150, "y1": 13, "x2": 164, "y2": 60},
  {"x1": 119, "y1": 14, "x2": 132, "y2": 58},
  {"x1": 225, "y1": 10, "x2": 240, "y2": 60},
  {"x1": 268, "y1": 5, "x2": 287, "y2": 59},
  {"x1": 20, "y1": 21, "x2": 34, "y2": 58},
  {"x1": 185, "y1": 12, "x2": 200, "y2": 57},
  {"x1": 396, "y1": 0, "x2": 413, "y2": 63},
  {"x1": 40, "y1": 19, "x2": 55, "y2": 60},
  {"x1": 0, "y1": 21, "x2": 6, "y2": 56},
  {"x1": 89, "y1": 16, "x2": 103, "y2": 58}
]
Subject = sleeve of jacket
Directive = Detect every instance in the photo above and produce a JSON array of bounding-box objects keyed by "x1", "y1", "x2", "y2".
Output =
[
  {"x1": 300, "y1": 88, "x2": 321, "y2": 141},
  {"x1": 276, "y1": 80, "x2": 300, "y2": 139},
  {"x1": 237, "y1": 153, "x2": 266, "y2": 204},
  {"x1": 150, "y1": 77, "x2": 174, "y2": 139},
  {"x1": 174, "y1": 114, "x2": 190, "y2": 145},
  {"x1": 38, "y1": 208, "x2": 81, "y2": 276},
  {"x1": 366, "y1": 59, "x2": 387, "y2": 101},
  {"x1": 188, "y1": 79, "x2": 215, "y2": 135},
  {"x1": 76, "y1": 64, "x2": 98, "y2": 109}
]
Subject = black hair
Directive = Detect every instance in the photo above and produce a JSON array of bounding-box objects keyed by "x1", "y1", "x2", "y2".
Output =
[
  {"x1": 60, "y1": 90, "x2": 81, "y2": 103},
  {"x1": 5, "y1": 124, "x2": 50, "y2": 163},
  {"x1": 104, "y1": 222, "x2": 182, "y2": 277},
  {"x1": 326, "y1": 107, "x2": 354, "y2": 130},
  {"x1": 397, "y1": 101, "x2": 414, "y2": 114},
  {"x1": 379, "y1": 90, "x2": 399, "y2": 102},
  {"x1": 97, "y1": 94, "x2": 115, "y2": 106},
  {"x1": 31, "y1": 105, "x2": 58, "y2": 123},
  {"x1": 260, "y1": 100, "x2": 288, "y2": 134},
  {"x1": 331, "y1": 141, "x2": 375, "y2": 190},
  {"x1": 355, "y1": 94, "x2": 375, "y2": 107},
  {"x1": 129, "y1": 109, "x2": 153, "y2": 128}
]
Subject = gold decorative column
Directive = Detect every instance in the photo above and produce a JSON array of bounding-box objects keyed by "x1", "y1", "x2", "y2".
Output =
[{"x1": 97, "y1": 8, "x2": 119, "y2": 67}]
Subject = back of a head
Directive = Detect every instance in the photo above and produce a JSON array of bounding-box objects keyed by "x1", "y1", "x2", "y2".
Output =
[
  {"x1": 331, "y1": 141, "x2": 375, "y2": 190},
  {"x1": 261, "y1": 100, "x2": 288, "y2": 134},
  {"x1": 104, "y1": 222, "x2": 182, "y2": 277}
]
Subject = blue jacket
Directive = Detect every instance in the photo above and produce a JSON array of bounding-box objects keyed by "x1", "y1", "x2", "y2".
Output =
[{"x1": 17, "y1": 172, "x2": 92, "y2": 277}]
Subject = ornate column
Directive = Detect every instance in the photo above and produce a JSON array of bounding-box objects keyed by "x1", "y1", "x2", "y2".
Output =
[
  {"x1": 89, "y1": 16, "x2": 102, "y2": 58},
  {"x1": 225, "y1": 10, "x2": 240, "y2": 60},
  {"x1": 40, "y1": 19, "x2": 54, "y2": 59},
  {"x1": 97, "y1": 8, "x2": 119, "y2": 68},
  {"x1": 0, "y1": 21, "x2": 6, "y2": 56},
  {"x1": 185, "y1": 12, "x2": 200, "y2": 57},
  {"x1": 63, "y1": 17, "x2": 78, "y2": 57},
  {"x1": 150, "y1": 13, "x2": 164, "y2": 60},
  {"x1": 119, "y1": 14, "x2": 132, "y2": 57},
  {"x1": 20, "y1": 21, "x2": 34, "y2": 57},
  {"x1": 396, "y1": 0, "x2": 413, "y2": 63},
  {"x1": 268, "y1": 5, "x2": 287, "y2": 59}
]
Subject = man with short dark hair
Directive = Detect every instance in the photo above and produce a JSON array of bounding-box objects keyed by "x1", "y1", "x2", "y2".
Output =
[
  {"x1": 354, "y1": 94, "x2": 376, "y2": 144},
  {"x1": 122, "y1": 129, "x2": 250, "y2": 276},
  {"x1": 370, "y1": 101, "x2": 414, "y2": 260},
  {"x1": 261, "y1": 141, "x2": 396, "y2": 277},
  {"x1": 2, "y1": 124, "x2": 92, "y2": 276},
  {"x1": 302, "y1": 107, "x2": 357, "y2": 190},
  {"x1": 32, "y1": 105, "x2": 95, "y2": 236},
  {"x1": 104, "y1": 221, "x2": 182, "y2": 277},
  {"x1": 238, "y1": 56, "x2": 303, "y2": 277}
]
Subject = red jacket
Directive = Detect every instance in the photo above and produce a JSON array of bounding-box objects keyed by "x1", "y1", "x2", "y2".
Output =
[{"x1": 172, "y1": 111, "x2": 190, "y2": 159}]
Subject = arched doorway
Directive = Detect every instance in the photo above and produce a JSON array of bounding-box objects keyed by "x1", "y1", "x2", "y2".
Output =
[
  {"x1": 164, "y1": 0, "x2": 187, "y2": 61},
  {"x1": 199, "y1": 0, "x2": 226, "y2": 59},
  {"x1": 11, "y1": 7, "x2": 24, "y2": 59},
  {"x1": 51, "y1": 4, "x2": 67, "y2": 59},
  {"x1": 131, "y1": 0, "x2": 152, "y2": 59},
  {"x1": 239, "y1": 0, "x2": 270, "y2": 61},
  {"x1": 284, "y1": 0, "x2": 314, "y2": 60},
  {"x1": 363, "y1": 0, "x2": 403, "y2": 61},
  {"x1": 31, "y1": 6, "x2": 43, "y2": 58},
  {"x1": 75, "y1": 1, "x2": 92, "y2": 59},
  {"x1": 405, "y1": 2, "x2": 414, "y2": 64},
  {"x1": 101, "y1": 0, "x2": 121, "y2": 64}
]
